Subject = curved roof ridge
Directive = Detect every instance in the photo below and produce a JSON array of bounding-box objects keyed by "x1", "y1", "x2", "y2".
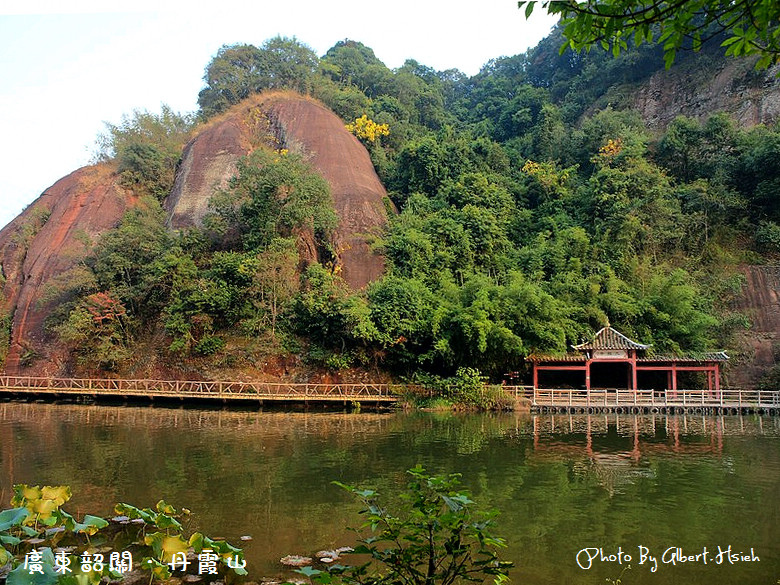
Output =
[{"x1": 572, "y1": 326, "x2": 651, "y2": 351}]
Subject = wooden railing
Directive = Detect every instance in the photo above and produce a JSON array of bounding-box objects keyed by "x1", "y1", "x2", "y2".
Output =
[
  {"x1": 0, "y1": 376, "x2": 412, "y2": 402},
  {"x1": 1, "y1": 377, "x2": 777, "y2": 410},
  {"x1": 528, "y1": 387, "x2": 780, "y2": 408}
]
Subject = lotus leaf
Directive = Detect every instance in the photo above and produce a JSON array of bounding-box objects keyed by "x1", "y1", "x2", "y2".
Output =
[
  {"x1": 113, "y1": 503, "x2": 157, "y2": 525},
  {"x1": 141, "y1": 557, "x2": 171, "y2": 581},
  {"x1": 0, "y1": 534, "x2": 21, "y2": 546},
  {"x1": 143, "y1": 532, "x2": 189, "y2": 562},
  {"x1": 11, "y1": 486, "x2": 42, "y2": 507},
  {"x1": 0, "y1": 507, "x2": 29, "y2": 531},
  {"x1": 69, "y1": 515, "x2": 109, "y2": 536},
  {"x1": 39, "y1": 487, "x2": 72, "y2": 508},
  {"x1": 6, "y1": 547, "x2": 58, "y2": 585},
  {"x1": 155, "y1": 500, "x2": 177, "y2": 515}
]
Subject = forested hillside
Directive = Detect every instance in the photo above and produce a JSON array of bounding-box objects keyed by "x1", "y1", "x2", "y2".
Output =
[{"x1": 2, "y1": 29, "x2": 779, "y2": 387}]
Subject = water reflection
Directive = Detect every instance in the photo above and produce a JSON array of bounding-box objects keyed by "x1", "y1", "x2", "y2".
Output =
[{"x1": 1, "y1": 401, "x2": 778, "y2": 585}]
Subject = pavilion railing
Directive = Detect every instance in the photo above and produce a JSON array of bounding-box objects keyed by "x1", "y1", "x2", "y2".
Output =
[{"x1": 528, "y1": 387, "x2": 780, "y2": 408}]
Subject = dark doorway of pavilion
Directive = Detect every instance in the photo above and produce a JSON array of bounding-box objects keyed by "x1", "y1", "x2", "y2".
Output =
[
  {"x1": 637, "y1": 370, "x2": 668, "y2": 390},
  {"x1": 590, "y1": 362, "x2": 631, "y2": 389},
  {"x1": 536, "y1": 369, "x2": 585, "y2": 389}
]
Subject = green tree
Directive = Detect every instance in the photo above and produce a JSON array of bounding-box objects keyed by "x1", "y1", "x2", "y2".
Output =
[
  {"x1": 251, "y1": 238, "x2": 300, "y2": 337},
  {"x1": 89, "y1": 199, "x2": 173, "y2": 318},
  {"x1": 258, "y1": 35, "x2": 320, "y2": 93},
  {"x1": 198, "y1": 37, "x2": 319, "y2": 117},
  {"x1": 198, "y1": 44, "x2": 264, "y2": 115},
  {"x1": 95, "y1": 106, "x2": 193, "y2": 200},
  {"x1": 521, "y1": 0, "x2": 780, "y2": 69},
  {"x1": 367, "y1": 276, "x2": 437, "y2": 367},
  {"x1": 57, "y1": 292, "x2": 131, "y2": 371},
  {"x1": 585, "y1": 153, "x2": 683, "y2": 264},
  {"x1": 217, "y1": 149, "x2": 337, "y2": 252},
  {"x1": 633, "y1": 268, "x2": 719, "y2": 352},
  {"x1": 731, "y1": 124, "x2": 780, "y2": 221},
  {"x1": 321, "y1": 39, "x2": 395, "y2": 96},
  {"x1": 656, "y1": 114, "x2": 737, "y2": 183},
  {"x1": 294, "y1": 264, "x2": 380, "y2": 351}
]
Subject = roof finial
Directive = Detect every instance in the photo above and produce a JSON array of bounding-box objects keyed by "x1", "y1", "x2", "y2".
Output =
[{"x1": 605, "y1": 316, "x2": 610, "y2": 328}]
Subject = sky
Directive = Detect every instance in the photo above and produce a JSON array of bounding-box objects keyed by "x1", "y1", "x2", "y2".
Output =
[{"x1": 0, "y1": 1, "x2": 559, "y2": 230}]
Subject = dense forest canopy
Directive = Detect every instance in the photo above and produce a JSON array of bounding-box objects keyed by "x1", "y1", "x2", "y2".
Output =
[{"x1": 43, "y1": 30, "x2": 780, "y2": 385}]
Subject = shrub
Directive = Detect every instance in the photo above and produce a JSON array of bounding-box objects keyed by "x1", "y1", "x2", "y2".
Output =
[{"x1": 299, "y1": 465, "x2": 512, "y2": 585}]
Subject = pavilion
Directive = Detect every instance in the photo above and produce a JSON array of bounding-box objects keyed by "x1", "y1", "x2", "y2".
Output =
[{"x1": 527, "y1": 326, "x2": 728, "y2": 392}]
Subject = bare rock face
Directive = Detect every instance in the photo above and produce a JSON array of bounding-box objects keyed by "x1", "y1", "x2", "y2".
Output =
[
  {"x1": 261, "y1": 94, "x2": 389, "y2": 290},
  {"x1": 634, "y1": 58, "x2": 780, "y2": 128},
  {"x1": 165, "y1": 115, "x2": 253, "y2": 229},
  {"x1": 729, "y1": 266, "x2": 780, "y2": 388},
  {"x1": 0, "y1": 165, "x2": 136, "y2": 375}
]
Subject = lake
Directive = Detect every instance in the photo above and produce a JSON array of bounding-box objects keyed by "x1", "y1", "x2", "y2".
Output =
[{"x1": 1, "y1": 401, "x2": 778, "y2": 585}]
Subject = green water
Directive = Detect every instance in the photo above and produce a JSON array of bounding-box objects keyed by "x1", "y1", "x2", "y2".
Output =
[{"x1": 1, "y1": 401, "x2": 778, "y2": 585}]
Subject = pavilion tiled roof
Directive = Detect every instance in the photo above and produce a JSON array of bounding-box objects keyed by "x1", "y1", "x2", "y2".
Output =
[
  {"x1": 527, "y1": 327, "x2": 728, "y2": 364},
  {"x1": 527, "y1": 350, "x2": 729, "y2": 364},
  {"x1": 638, "y1": 351, "x2": 729, "y2": 363},
  {"x1": 526, "y1": 353, "x2": 586, "y2": 363},
  {"x1": 572, "y1": 326, "x2": 651, "y2": 351}
]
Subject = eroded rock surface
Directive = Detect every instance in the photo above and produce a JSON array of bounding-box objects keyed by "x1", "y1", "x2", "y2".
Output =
[
  {"x1": 634, "y1": 59, "x2": 780, "y2": 128},
  {"x1": 729, "y1": 266, "x2": 780, "y2": 388},
  {"x1": 0, "y1": 165, "x2": 136, "y2": 374},
  {"x1": 165, "y1": 115, "x2": 253, "y2": 229},
  {"x1": 164, "y1": 93, "x2": 390, "y2": 289},
  {"x1": 262, "y1": 94, "x2": 389, "y2": 290}
]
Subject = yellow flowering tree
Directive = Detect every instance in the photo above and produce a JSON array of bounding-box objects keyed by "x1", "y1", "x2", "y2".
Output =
[{"x1": 346, "y1": 115, "x2": 390, "y2": 144}]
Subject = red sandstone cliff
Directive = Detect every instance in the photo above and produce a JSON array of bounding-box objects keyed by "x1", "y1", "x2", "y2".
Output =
[
  {"x1": 165, "y1": 92, "x2": 389, "y2": 289},
  {"x1": 0, "y1": 92, "x2": 389, "y2": 375},
  {"x1": 729, "y1": 266, "x2": 780, "y2": 388},
  {"x1": 0, "y1": 165, "x2": 138, "y2": 374}
]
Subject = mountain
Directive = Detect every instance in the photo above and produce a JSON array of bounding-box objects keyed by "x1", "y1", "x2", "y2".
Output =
[
  {"x1": 0, "y1": 92, "x2": 389, "y2": 376},
  {"x1": 1, "y1": 34, "x2": 779, "y2": 387},
  {"x1": 632, "y1": 59, "x2": 780, "y2": 129},
  {"x1": 0, "y1": 166, "x2": 140, "y2": 374}
]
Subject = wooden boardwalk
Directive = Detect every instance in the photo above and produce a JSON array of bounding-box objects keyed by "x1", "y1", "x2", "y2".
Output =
[
  {"x1": 0, "y1": 375, "x2": 403, "y2": 404},
  {"x1": 1, "y1": 376, "x2": 778, "y2": 414}
]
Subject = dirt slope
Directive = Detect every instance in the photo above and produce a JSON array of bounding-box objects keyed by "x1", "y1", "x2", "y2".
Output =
[{"x1": 0, "y1": 165, "x2": 136, "y2": 375}]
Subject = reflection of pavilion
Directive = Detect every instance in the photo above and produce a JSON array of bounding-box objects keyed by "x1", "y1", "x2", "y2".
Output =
[
  {"x1": 528, "y1": 326, "x2": 728, "y2": 392},
  {"x1": 530, "y1": 413, "x2": 726, "y2": 459},
  {"x1": 527, "y1": 414, "x2": 727, "y2": 492}
]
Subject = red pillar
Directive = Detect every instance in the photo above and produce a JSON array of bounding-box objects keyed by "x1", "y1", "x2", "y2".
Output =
[
  {"x1": 672, "y1": 363, "x2": 678, "y2": 393},
  {"x1": 714, "y1": 364, "x2": 720, "y2": 393},
  {"x1": 533, "y1": 363, "x2": 538, "y2": 390},
  {"x1": 631, "y1": 352, "x2": 637, "y2": 391},
  {"x1": 585, "y1": 360, "x2": 591, "y2": 391}
]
